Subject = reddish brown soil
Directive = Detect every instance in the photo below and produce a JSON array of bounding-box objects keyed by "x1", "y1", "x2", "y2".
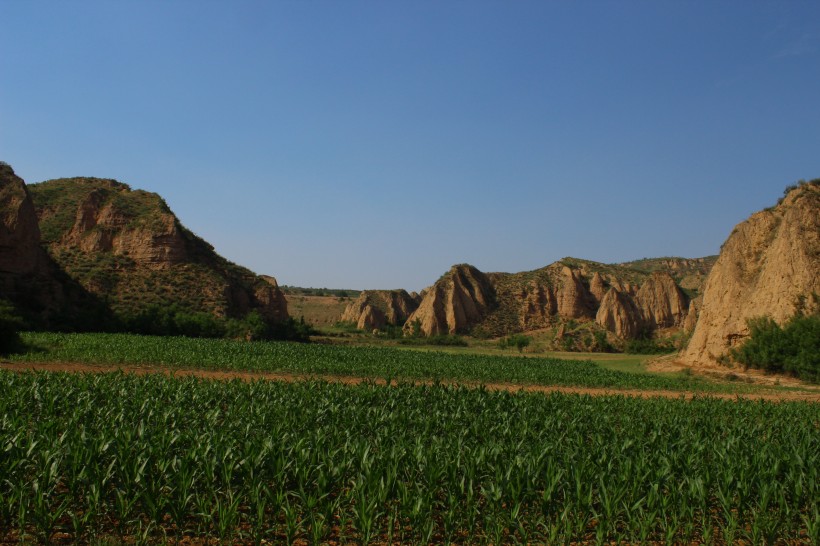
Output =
[{"x1": 2, "y1": 361, "x2": 819, "y2": 402}]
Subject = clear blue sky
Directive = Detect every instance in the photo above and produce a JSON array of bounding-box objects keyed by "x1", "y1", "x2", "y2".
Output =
[{"x1": 2, "y1": 2, "x2": 818, "y2": 291}]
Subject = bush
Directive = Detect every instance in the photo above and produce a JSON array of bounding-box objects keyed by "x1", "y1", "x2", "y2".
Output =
[
  {"x1": 591, "y1": 330, "x2": 615, "y2": 353},
  {"x1": 267, "y1": 316, "x2": 315, "y2": 343},
  {"x1": 732, "y1": 314, "x2": 820, "y2": 383},
  {"x1": 498, "y1": 334, "x2": 532, "y2": 353},
  {"x1": 119, "y1": 305, "x2": 313, "y2": 342},
  {"x1": 0, "y1": 300, "x2": 25, "y2": 355},
  {"x1": 624, "y1": 331, "x2": 676, "y2": 355}
]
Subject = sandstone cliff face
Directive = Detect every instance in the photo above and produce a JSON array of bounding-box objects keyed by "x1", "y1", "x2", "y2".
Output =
[
  {"x1": 256, "y1": 276, "x2": 289, "y2": 323},
  {"x1": 557, "y1": 266, "x2": 597, "y2": 319},
  {"x1": 52, "y1": 180, "x2": 188, "y2": 268},
  {"x1": 589, "y1": 272, "x2": 607, "y2": 305},
  {"x1": 28, "y1": 177, "x2": 288, "y2": 323},
  {"x1": 404, "y1": 265, "x2": 495, "y2": 335},
  {"x1": 635, "y1": 271, "x2": 688, "y2": 329},
  {"x1": 595, "y1": 288, "x2": 643, "y2": 339},
  {"x1": 518, "y1": 280, "x2": 558, "y2": 331},
  {"x1": 683, "y1": 300, "x2": 698, "y2": 334},
  {"x1": 341, "y1": 289, "x2": 419, "y2": 331},
  {"x1": 682, "y1": 183, "x2": 820, "y2": 365}
]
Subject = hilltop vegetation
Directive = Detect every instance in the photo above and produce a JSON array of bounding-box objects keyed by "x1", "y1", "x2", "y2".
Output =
[{"x1": 732, "y1": 312, "x2": 820, "y2": 382}]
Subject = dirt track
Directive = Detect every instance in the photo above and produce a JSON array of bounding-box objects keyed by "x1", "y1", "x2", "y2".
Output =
[{"x1": 3, "y1": 361, "x2": 819, "y2": 403}]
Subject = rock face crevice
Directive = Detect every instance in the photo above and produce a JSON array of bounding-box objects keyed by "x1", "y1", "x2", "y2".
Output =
[
  {"x1": 635, "y1": 271, "x2": 689, "y2": 330},
  {"x1": 682, "y1": 182, "x2": 820, "y2": 365}
]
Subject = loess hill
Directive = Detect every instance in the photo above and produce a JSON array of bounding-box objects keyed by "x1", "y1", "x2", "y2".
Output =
[{"x1": 25, "y1": 176, "x2": 288, "y2": 326}]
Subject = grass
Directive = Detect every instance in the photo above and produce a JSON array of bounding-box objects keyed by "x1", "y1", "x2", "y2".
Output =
[{"x1": 10, "y1": 331, "x2": 788, "y2": 394}]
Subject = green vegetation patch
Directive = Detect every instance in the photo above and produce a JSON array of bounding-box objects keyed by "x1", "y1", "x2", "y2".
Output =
[
  {"x1": 732, "y1": 313, "x2": 820, "y2": 383},
  {"x1": 15, "y1": 332, "x2": 763, "y2": 393},
  {"x1": 0, "y1": 372, "x2": 817, "y2": 544}
]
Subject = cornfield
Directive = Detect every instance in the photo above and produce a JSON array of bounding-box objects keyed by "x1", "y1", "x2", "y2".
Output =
[
  {"x1": 1, "y1": 371, "x2": 817, "y2": 544},
  {"x1": 15, "y1": 332, "x2": 756, "y2": 393}
]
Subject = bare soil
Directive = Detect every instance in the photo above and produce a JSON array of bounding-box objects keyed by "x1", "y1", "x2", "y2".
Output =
[
  {"x1": 645, "y1": 354, "x2": 816, "y2": 389},
  {"x1": 3, "y1": 361, "x2": 819, "y2": 403}
]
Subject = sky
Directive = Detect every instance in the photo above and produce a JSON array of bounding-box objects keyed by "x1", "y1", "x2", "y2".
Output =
[{"x1": 1, "y1": 1, "x2": 819, "y2": 291}]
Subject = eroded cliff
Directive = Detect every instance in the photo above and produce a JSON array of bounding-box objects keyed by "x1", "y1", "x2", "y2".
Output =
[{"x1": 682, "y1": 181, "x2": 820, "y2": 365}]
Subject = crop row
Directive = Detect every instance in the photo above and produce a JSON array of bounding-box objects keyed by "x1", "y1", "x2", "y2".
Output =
[
  {"x1": 1, "y1": 371, "x2": 817, "y2": 544},
  {"x1": 16, "y1": 332, "x2": 754, "y2": 392}
]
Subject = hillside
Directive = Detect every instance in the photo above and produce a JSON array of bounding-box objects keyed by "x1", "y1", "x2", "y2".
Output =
[
  {"x1": 27, "y1": 177, "x2": 288, "y2": 326},
  {"x1": 682, "y1": 180, "x2": 820, "y2": 366},
  {"x1": 403, "y1": 257, "x2": 704, "y2": 345}
]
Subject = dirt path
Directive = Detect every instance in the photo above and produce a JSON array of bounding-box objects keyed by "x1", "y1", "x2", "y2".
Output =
[{"x1": 2, "y1": 361, "x2": 819, "y2": 402}]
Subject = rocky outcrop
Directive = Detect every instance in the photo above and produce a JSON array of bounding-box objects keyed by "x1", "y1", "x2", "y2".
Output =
[
  {"x1": 557, "y1": 266, "x2": 596, "y2": 319},
  {"x1": 256, "y1": 276, "x2": 289, "y2": 322},
  {"x1": 595, "y1": 288, "x2": 643, "y2": 339},
  {"x1": 0, "y1": 163, "x2": 43, "y2": 275},
  {"x1": 635, "y1": 271, "x2": 688, "y2": 329},
  {"x1": 54, "y1": 180, "x2": 188, "y2": 268},
  {"x1": 589, "y1": 272, "x2": 607, "y2": 305},
  {"x1": 519, "y1": 280, "x2": 558, "y2": 331},
  {"x1": 341, "y1": 289, "x2": 420, "y2": 331},
  {"x1": 404, "y1": 264, "x2": 495, "y2": 336},
  {"x1": 683, "y1": 300, "x2": 698, "y2": 333},
  {"x1": 682, "y1": 181, "x2": 820, "y2": 365}
]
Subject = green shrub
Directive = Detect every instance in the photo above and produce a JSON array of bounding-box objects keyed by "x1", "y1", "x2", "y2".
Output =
[
  {"x1": 381, "y1": 324, "x2": 405, "y2": 339},
  {"x1": 624, "y1": 331, "x2": 676, "y2": 355},
  {"x1": 119, "y1": 305, "x2": 312, "y2": 342},
  {"x1": 592, "y1": 330, "x2": 615, "y2": 353},
  {"x1": 498, "y1": 334, "x2": 532, "y2": 352},
  {"x1": 732, "y1": 314, "x2": 820, "y2": 383}
]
